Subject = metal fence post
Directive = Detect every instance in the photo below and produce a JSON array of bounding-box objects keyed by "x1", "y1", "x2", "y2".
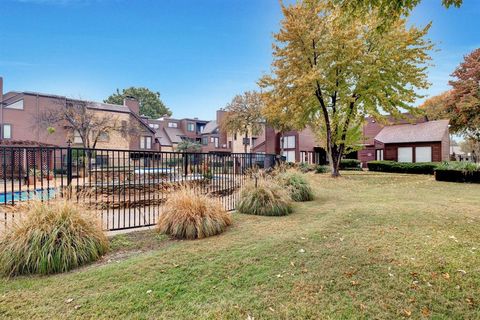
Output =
[
  {"x1": 66, "y1": 141, "x2": 73, "y2": 187},
  {"x1": 184, "y1": 153, "x2": 188, "y2": 177}
]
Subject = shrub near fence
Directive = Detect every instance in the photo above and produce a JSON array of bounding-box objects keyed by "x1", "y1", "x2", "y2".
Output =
[
  {"x1": 434, "y1": 162, "x2": 480, "y2": 183},
  {"x1": 367, "y1": 161, "x2": 439, "y2": 175}
]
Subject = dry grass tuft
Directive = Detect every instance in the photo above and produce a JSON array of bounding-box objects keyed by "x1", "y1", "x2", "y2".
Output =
[
  {"x1": 157, "y1": 187, "x2": 232, "y2": 240},
  {"x1": 0, "y1": 200, "x2": 108, "y2": 277},
  {"x1": 278, "y1": 170, "x2": 314, "y2": 202},
  {"x1": 237, "y1": 177, "x2": 293, "y2": 216}
]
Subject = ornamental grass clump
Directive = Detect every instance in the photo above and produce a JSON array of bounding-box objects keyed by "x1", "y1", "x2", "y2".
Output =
[
  {"x1": 0, "y1": 200, "x2": 108, "y2": 277},
  {"x1": 237, "y1": 177, "x2": 293, "y2": 216},
  {"x1": 157, "y1": 187, "x2": 232, "y2": 240},
  {"x1": 279, "y1": 171, "x2": 314, "y2": 202}
]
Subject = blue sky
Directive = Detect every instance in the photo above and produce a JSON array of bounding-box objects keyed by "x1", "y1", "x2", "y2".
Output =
[{"x1": 1, "y1": 0, "x2": 479, "y2": 120}]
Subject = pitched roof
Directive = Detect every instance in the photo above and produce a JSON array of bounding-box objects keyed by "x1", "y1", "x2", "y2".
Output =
[
  {"x1": 202, "y1": 120, "x2": 218, "y2": 134},
  {"x1": 164, "y1": 127, "x2": 184, "y2": 144},
  {"x1": 374, "y1": 120, "x2": 449, "y2": 144},
  {"x1": 155, "y1": 128, "x2": 172, "y2": 146}
]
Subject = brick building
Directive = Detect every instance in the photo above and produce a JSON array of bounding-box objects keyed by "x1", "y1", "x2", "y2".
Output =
[{"x1": 0, "y1": 77, "x2": 157, "y2": 151}]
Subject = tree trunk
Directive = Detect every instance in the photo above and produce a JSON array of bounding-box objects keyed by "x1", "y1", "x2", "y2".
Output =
[
  {"x1": 244, "y1": 130, "x2": 249, "y2": 153},
  {"x1": 329, "y1": 144, "x2": 343, "y2": 178}
]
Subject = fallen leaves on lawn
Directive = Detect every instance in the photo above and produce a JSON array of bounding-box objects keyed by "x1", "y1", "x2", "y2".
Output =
[
  {"x1": 442, "y1": 273, "x2": 450, "y2": 280},
  {"x1": 402, "y1": 309, "x2": 412, "y2": 317},
  {"x1": 421, "y1": 306, "x2": 431, "y2": 317},
  {"x1": 65, "y1": 298, "x2": 74, "y2": 304}
]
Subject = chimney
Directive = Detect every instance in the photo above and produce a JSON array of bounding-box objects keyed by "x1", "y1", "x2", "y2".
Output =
[
  {"x1": 216, "y1": 109, "x2": 227, "y2": 123},
  {"x1": 0, "y1": 76, "x2": 3, "y2": 105},
  {"x1": 123, "y1": 96, "x2": 140, "y2": 115}
]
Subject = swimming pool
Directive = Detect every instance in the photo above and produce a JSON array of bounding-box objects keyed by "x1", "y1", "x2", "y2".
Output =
[
  {"x1": 134, "y1": 168, "x2": 174, "y2": 175},
  {"x1": 0, "y1": 188, "x2": 57, "y2": 204}
]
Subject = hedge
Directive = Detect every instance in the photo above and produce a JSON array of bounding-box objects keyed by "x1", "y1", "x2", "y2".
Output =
[
  {"x1": 435, "y1": 169, "x2": 480, "y2": 183},
  {"x1": 339, "y1": 159, "x2": 362, "y2": 170},
  {"x1": 434, "y1": 162, "x2": 480, "y2": 183},
  {"x1": 367, "y1": 161, "x2": 439, "y2": 175}
]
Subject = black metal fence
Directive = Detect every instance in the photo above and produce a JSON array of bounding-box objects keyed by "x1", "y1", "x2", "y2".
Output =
[{"x1": 0, "y1": 146, "x2": 279, "y2": 232}]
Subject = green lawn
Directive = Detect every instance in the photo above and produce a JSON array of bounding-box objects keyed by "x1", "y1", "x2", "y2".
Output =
[{"x1": 1, "y1": 172, "x2": 480, "y2": 319}]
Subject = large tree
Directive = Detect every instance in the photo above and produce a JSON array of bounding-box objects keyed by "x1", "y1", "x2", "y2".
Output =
[
  {"x1": 421, "y1": 48, "x2": 480, "y2": 143},
  {"x1": 221, "y1": 91, "x2": 264, "y2": 153},
  {"x1": 260, "y1": 0, "x2": 432, "y2": 177},
  {"x1": 105, "y1": 87, "x2": 171, "y2": 118},
  {"x1": 339, "y1": 0, "x2": 462, "y2": 20}
]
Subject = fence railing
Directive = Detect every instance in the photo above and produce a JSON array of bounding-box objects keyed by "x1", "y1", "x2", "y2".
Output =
[{"x1": 0, "y1": 146, "x2": 279, "y2": 232}]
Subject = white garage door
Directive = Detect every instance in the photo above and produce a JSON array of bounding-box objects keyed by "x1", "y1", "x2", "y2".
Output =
[
  {"x1": 415, "y1": 146, "x2": 432, "y2": 162},
  {"x1": 398, "y1": 147, "x2": 413, "y2": 163}
]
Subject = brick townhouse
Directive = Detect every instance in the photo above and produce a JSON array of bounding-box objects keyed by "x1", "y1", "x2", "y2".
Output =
[
  {"x1": 0, "y1": 77, "x2": 157, "y2": 151},
  {"x1": 145, "y1": 110, "x2": 230, "y2": 153},
  {"x1": 251, "y1": 113, "x2": 450, "y2": 167}
]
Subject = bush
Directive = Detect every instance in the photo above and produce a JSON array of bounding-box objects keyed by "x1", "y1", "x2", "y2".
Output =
[
  {"x1": 435, "y1": 162, "x2": 480, "y2": 183},
  {"x1": 237, "y1": 178, "x2": 293, "y2": 216},
  {"x1": 157, "y1": 187, "x2": 232, "y2": 239},
  {"x1": 278, "y1": 171, "x2": 314, "y2": 202},
  {"x1": 0, "y1": 200, "x2": 108, "y2": 277},
  {"x1": 367, "y1": 161, "x2": 439, "y2": 175},
  {"x1": 436, "y1": 161, "x2": 480, "y2": 172},
  {"x1": 315, "y1": 165, "x2": 330, "y2": 174},
  {"x1": 298, "y1": 162, "x2": 315, "y2": 173},
  {"x1": 340, "y1": 159, "x2": 362, "y2": 170}
]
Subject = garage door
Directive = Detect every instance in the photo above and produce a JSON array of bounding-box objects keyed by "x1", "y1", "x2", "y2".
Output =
[
  {"x1": 398, "y1": 147, "x2": 413, "y2": 163},
  {"x1": 415, "y1": 146, "x2": 432, "y2": 162}
]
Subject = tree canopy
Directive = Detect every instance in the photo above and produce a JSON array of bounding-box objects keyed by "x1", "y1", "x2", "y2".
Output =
[
  {"x1": 260, "y1": 0, "x2": 432, "y2": 176},
  {"x1": 421, "y1": 48, "x2": 480, "y2": 141},
  {"x1": 221, "y1": 91, "x2": 264, "y2": 153},
  {"x1": 105, "y1": 87, "x2": 171, "y2": 119},
  {"x1": 339, "y1": 0, "x2": 462, "y2": 19},
  {"x1": 177, "y1": 140, "x2": 202, "y2": 153}
]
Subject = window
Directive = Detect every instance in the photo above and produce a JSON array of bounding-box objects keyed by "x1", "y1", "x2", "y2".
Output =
[
  {"x1": 140, "y1": 136, "x2": 152, "y2": 149},
  {"x1": 234, "y1": 133, "x2": 237, "y2": 140},
  {"x1": 198, "y1": 125, "x2": 205, "y2": 133},
  {"x1": 2, "y1": 124, "x2": 11, "y2": 139},
  {"x1": 228, "y1": 141, "x2": 232, "y2": 149},
  {"x1": 187, "y1": 123, "x2": 195, "y2": 132},
  {"x1": 282, "y1": 150, "x2": 296, "y2": 163},
  {"x1": 415, "y1": 146, "x2": 432, "y2": 162},
  {"x1": 376, "y1": 149, "x2": 384, "y2": 161},
  {"x1": 73, "y1": 130, "x2": 83, "y2": 144},
  {"x1": 212, "y1": 137, "x2": 219, "y2": 148},
  {"x1": 98, "y1": 131, "x2": 109, "y2": 142},
  {"x1": 168, "y1": 122, "x2": 178, "y2": 128},
  {"x1": 397, "y1": 147, "x2": 413, "y2": 163},
  {"x1": 95, "y1": 155, "x2": 109, "y2": 167},
  {"x1": 149, "y1": 123, "x2": 159, "y2": 129},
  {"x1": 5, "y1": 99, "x2": 23, "y2": 110},
  {"x1": 202, "y1": 137, "x2": 208, "y2": 145},
  {"x1": 252, "y1": 137, "x2": 257, "y2": 147},
  {"x1": 282, "y1": 136, "x2": 296, "y2": 149}
]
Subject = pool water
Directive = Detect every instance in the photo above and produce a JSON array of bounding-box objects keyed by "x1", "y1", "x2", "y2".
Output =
[{"x1": 0, "y1": 188, "x2": 57, "y2": 204}]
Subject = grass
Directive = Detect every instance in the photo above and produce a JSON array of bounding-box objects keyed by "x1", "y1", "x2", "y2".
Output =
[
  {"x1": 0, "y1": 200, "x2": 108, "y2": 276},
  {"x1": 157, "y1": 186, "x2": 232, "y2": 239},
  {"x1": 1, "y1": 171, "x2": 480, "y2": 319},
  {"x1": 237, "y1": 177, "x2": 293, "y2": 216}
]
